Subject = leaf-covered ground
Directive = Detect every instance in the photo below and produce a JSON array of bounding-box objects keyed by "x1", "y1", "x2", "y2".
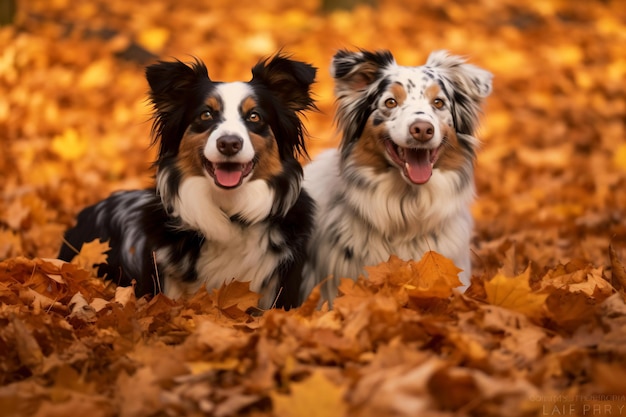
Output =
[{"x1": 1, "y1": 0, "x2": 626, "y2": 416}]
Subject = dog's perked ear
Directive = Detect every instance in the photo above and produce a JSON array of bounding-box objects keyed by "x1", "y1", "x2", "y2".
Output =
[
  {"x1": 330, "y1": 49, "x2": 395, "y2": 153},
  {"x1": 145, "y1": 59, "x2": 212, "y2": 157},
  {"x1": 331, "y1": 49, "x2": 395, "y2": 91},
  {"x1": 250, "y1": 54, "x2": 317, "y2": 113},
  {"x1": 146, "y1": 59, "x2": 211, "y2": 114},
  {"x1": 426, "y1": 51, "x2": 493, "y2": 136}
]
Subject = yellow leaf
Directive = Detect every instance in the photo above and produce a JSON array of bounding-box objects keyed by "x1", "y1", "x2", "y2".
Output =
[
  {"x1": 484, "y1": 269, "x2": 547, "y2": 319},
  {"x1": 271, "y1": 371, "x2": 347, "y2": 417},
  {"x1": 51, "y1": 128, "x2": 88, "y2": 161},
  {"x1": 78, "y1": 59, "x2": 113, "y2": 89},
  {"x1": 614, "y1": 143, "x2": 626, "y2": 172},
  {"x1": 137, "y1": 27, "x2": 169, "y2": 53},
  {"x1": 70, "y1": 238, "x2": 110, "y2": 275}
]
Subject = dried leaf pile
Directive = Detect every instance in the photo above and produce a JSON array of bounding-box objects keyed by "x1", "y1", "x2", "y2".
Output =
[{"x1": 1, "y1": 0, "x2": 626, "y2": 416}]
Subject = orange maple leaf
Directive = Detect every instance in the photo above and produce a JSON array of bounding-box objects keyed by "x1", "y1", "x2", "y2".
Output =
[
  {"x1": 70, "y1": 238, "x2": 110, "y2": 275},
  {"x1": 215, "y1": 280, "x2": 261, "y2": 319},
  {"x1": 365, "y1": 255, "x2": 412, "y2": 288},
  {"x1": 484, "y1": 268, "x2": 548, "y2": 319},
  {"x1": 364, "y1": 253, "x2": 462, "y2": 299},
  {"x1": 408, "y1": 251, "x2": 463, "y2": 298}
]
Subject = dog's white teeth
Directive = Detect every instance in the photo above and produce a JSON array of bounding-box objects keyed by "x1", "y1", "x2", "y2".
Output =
[
  {"x1": 398, "y1": 147, "x2": 405, "y2": 158},
  {"x1": 405, "y1": 162, "x2": 410, "y2": 171}
]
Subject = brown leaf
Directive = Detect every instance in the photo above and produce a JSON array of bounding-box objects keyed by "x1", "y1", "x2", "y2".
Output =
[
  {"x1": 215, "y1": 280, "x2": 261, "y2": 319},
  {"x1": 609, "y1": 244, "x2": 626, "y2": 291},
  {"x1": 11, "y1": 314, "x2": 44, "y2": 370}
]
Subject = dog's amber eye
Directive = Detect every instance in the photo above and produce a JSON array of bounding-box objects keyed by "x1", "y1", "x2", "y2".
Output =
[
  {"x1": 433, "y1": 99, "x2": 445, "y2": 109},
  {"x1": 200, "y1": 111, "x2": 213, "y2": 121},
  {"x1": 247, "y1": 112, "x2": 262, "y2": 123},
  {"x1": 384, "y1": 98, "x2": 397, "y2": 109}
]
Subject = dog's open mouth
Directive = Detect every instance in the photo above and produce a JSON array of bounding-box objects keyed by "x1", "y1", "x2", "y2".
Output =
[
  {"x1": 203, "y1": 159, "x2": 255, "y2": 189},
  {"x1": 385, "y1": 140, "x2": 441, "y2": 184}
]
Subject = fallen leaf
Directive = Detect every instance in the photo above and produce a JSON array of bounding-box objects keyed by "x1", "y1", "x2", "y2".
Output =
[
  {"x1": 484, "y1": 268, "x2": 548, "y2": 319},
  {"x1": 215, "y1": 280, "x2": 261, "y2": 319},
  {"x1": 68, "y1": 292, "x2": 97, "y2": 323},
  {"x1": 51, "y1": 129, "x2": 88, "y2": 161},
  {"x1": 11, "y1": 314, "x2": 44, "y2": 370},
  {"x1": 609, "y1": 244, "x2": 626, "y2": 291},
  {"x1": 70, "y1": 238, "x2": 110, "y2": 275},
  {"x1": 409, "y1": 251, "x2": 463, "y2": 298},
  {"x1": 271, "y1": 371, "x2": 347, "y2": 417}
]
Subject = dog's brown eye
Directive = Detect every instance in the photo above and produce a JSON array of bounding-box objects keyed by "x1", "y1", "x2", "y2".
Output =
[
  {"x1": 200, "y1": 111, "x2": 213, "y2": 121},
  {"x1": 248, "y1": 112, "x2": 261, "y2": 123},
  {"x1": 384, "y1": 98, "x2": 397, "y2": 109},
  {"x1": 433, "y1": 99, "x2": 445, "y2": 109}
]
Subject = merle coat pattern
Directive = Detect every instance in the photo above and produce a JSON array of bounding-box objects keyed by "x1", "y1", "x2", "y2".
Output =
[{"x1": 300, "y1": 49, "x2": 492, "y2": 304}]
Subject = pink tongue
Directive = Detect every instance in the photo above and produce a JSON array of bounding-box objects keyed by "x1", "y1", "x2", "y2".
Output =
[
  {"x1": 215, "y1": 169, "x2": 243, "y2": 188},
  {"x1": 404, "y1": 149, "x2": 432, "y2": 184}
]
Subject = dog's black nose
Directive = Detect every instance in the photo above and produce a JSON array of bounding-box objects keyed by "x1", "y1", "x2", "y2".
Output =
[
  {"x1": 216, "y1": 135, "x2": 243, "y2": 156},
  {"x1": 410, "y1": 121, "x2": 434, "y2": 142}
]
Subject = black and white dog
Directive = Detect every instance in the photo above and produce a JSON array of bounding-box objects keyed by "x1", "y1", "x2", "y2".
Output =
[
  {"x1": 59, "y1": 54, "x2": 317, "y2": 309},
  {"x1": 300, "y1": 49, "x2": 492, "y2": 303}
]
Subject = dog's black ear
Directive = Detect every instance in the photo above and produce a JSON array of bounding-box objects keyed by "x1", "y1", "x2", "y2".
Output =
[
  {"x1": 330, "y1": 50, "x2": 395, "y2": 153},
  {"x1": 251, "y1": 54, "x2": 317, "y2": 113},
  {"x1": 426, "y1": 51, "x2": 492, "y2": 135},
  {"x1": 145, "y1": 59, "x2": 211, "y2": 157},
  {"x1": 146, "y1": 59, "x2": 210, "y2": 114},
  {"x1": 331, "y1": 49, "x2": 395, "y2": 91}
]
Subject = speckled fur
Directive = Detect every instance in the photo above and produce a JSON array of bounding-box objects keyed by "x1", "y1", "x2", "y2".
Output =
[{"x1": 301, "y1": 50, "x2": 492, "y2": 304}]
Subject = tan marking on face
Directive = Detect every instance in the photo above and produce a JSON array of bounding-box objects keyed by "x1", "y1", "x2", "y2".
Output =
[
  {"x1": 205, "y1": 96, "x2": 221, "y2": 111},
  {"x1": 177, "y1": 129, "x2": 207, "y2": 179},
  {"x1": 350, "y1": 118, "x2": 389, "y2": 173},
  {"x1": 424, "y1": 84, "x2": 441, "y2": 101},
  {"x1": 435, "y1": 124, "x2": 471, "y2": 172},
  {"x1": 241, "y1": 96, "x2": 283, "y2": 180},
  {"x1": 241, "y1": 96, "x2": 257, "y2": 115},
  {"x1": 250, "y1": 132, "x2": 283, "y2": 181},
  {"x1": 390, "y1": 82, "x2": 407, "y2": 105}
]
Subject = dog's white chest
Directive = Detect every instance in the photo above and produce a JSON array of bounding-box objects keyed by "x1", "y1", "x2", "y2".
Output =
[{"x1": 198, "y1": 224, "x2": 281, "y2": 290}]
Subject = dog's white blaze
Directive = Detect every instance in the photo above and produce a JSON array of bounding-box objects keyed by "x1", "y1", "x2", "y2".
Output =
[
  {"x1": 381, "y1": 68, "x2": 448, "y2": 149},
  {"x1": 204, "y1": 82, "x2": 256, "y2": 164}
]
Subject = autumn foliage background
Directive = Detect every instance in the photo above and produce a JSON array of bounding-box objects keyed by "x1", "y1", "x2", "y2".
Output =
[{"x1": 1, "y1": 0, "x2": 626, "y2": 416}]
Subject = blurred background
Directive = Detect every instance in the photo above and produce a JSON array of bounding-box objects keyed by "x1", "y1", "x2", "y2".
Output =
[{"x1": 1, "y1": 0, "x2": 625, "y2": 276}]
